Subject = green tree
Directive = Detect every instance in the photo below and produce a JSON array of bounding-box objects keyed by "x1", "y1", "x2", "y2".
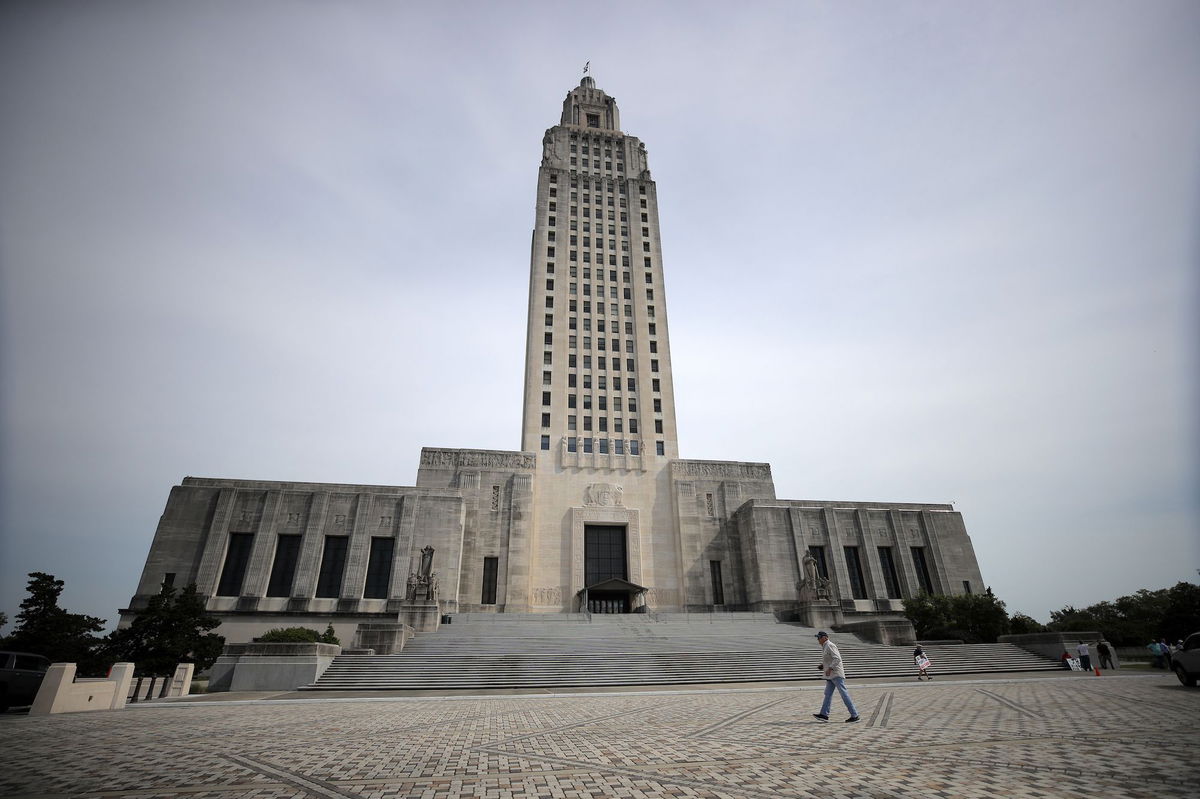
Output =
[
  {"x1": 1008, "y1": 612, "x2": 1046, "y2": 634},
  {"x1": 5, "y1": 572, "x2": 105, "y2": 670},
  {"x1": 903, "y1": 588, "x2": 1011, "y2": 643},
  {"x1": 1048, "y1": 582, "x2": 1200, "y2": 645},
  {"x1": 103, "y1": 584, "x2": 223, "y2": 675},
  {"x1": 320, "y1": 623, "x2": 340, "y2": 646}
]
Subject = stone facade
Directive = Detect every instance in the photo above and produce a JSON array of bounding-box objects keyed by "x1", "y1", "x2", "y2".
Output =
[{"x1": 121, "y1": 77, "x2": 987, "y2": 642}]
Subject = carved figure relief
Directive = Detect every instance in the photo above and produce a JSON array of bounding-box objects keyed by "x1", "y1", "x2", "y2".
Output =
[
  {"x1": 333, "y1": 514, "x2": 346, "y2": 527},
  {"x1": 533, "y1": 586, "x2": 562, "y2": 605},
  {"x1": 379, "y1": 515, "x2": 393, "y2": 528},
  {"x1": 286, "y1": 513, "x2": 301, "y2": 526},
  {"x1": 491, "y1": 485, "x2": 500, "y2": 511},
  {"x1": 583, "y1": 483, "x2": 623, "y2": 507}
]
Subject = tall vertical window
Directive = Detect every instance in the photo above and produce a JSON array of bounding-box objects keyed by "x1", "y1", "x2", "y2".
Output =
[
  {"x1": 843, "y1": 546, "x2": 868, "y2": 599},
  {"x1": 709, "y1": 560, "x2": 725, "y2": 605},
  {"x1": 584, "y1": 525, "x2": 627, "y2": 584},
  {"x1": 877, "y1": 547, "x2": 901, "y2": 599},
  {"x1": 315, "y1": 536, "x2": 349, "y2": 598},
  {"x1": 266, "y1": 535, "x2": 302, "y2": 597},
  {"x1": 482, "y1": 557, "x2": 499, "y2": 605},
  {"x1": 911, "y1": 547, "x2": 935, "y2": 594},
  {"x1": 808, "y1": 545, "x2": 829, "y2": 579},
  {"x1": 962, "y1": 580, "x2": 972, "y2": 595},
  {"x1": 216, "y1": 533, "x2": 254, "y2": 597},
  {"x1": 363, "y1": 537, "x2": 395, "y2": 599}
]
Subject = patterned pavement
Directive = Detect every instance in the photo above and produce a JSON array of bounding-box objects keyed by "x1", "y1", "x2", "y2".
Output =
[{"x1": 2, "y1": 672, "x2": 1197, "y2": 798}]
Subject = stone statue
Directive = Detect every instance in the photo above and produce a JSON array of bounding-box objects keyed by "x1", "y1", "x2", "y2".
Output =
[
  {"x1": 802, "y1": 551, "x2": 819, "y2": 586},
  {"x1": 542, "y1": 131, "x2": 557, "y2": 163},
  {"x1": 799, "y1": 551, "x2": 832, "y2": 600},
  {"x1": 405, "y1": 546, "x2": 439, "y2": 602}
]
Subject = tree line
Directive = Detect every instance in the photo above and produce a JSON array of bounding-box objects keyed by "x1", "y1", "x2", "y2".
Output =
[{"x1": 902, "y1": 581, "x2": 1199, "y2": 645}]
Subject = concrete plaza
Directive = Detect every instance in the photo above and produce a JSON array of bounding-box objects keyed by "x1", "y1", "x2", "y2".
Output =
[{"x1": 2, "y1": 672, "x2": 1197, "y2": 798}]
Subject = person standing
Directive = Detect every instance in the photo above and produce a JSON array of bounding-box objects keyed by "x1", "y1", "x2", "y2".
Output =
[
  {"x1": 812, "y1": 631, "x2": 860, "y2": 723},
  {"x1": 1076, "y1": 641, "x2": 1091, "y2": 672},
  {"x1": 1147, "y1": 640, "x2": 1165, "y2": 669},
  {"x1": 913, "y1": 644, "x2": 932, "y2": 680},
  {"x1": 1096, "y1": 640, "x2": 1115, "y2": 670},
  {"x1": 1160, "y1": 639, "x2": 1174, "y2": 669}
]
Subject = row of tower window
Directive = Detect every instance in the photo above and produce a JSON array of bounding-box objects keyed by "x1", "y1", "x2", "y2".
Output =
[
  {"x1": 536, "y1": 436, "x2": 665, "y2": 457},
  {"x1": 807, "y1": 544, "x2": 939, "y2": 600},
  {"x1": 545, "y1": 234, "x2": 654, "y2": 251}
]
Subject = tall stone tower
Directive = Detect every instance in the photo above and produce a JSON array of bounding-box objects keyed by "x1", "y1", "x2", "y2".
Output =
[{"x1": 521, "y1": 76, "x2": 679, "y2": 461}]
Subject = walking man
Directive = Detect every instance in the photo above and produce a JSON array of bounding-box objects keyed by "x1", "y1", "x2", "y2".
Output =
[
  {"x1": 812, "y1": 631, "x2": 860, "y2": 723},
  {"x1": 1096, "y1": 640, "x2": 1115, "y2": 670}
]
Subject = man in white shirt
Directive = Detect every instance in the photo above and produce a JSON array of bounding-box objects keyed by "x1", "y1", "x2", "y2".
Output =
[
  {"x1": 813, "y1": 631, "x2": 860, "y2": 723},
  {"x1": 1076, "y1": 641, "x2": 1091, "y2": 672}
]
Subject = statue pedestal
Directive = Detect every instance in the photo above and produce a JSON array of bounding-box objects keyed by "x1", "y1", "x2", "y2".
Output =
[
  {"x1": 795, "y1": 599, "x2": 843, "y2": 630},
  {"x1": 398, "y1": 602, "x2": 441, "y2": 633}
]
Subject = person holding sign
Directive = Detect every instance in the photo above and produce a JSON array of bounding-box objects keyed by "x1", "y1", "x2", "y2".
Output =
[{"x1": 913, "y1": 644, "x2": 933, "y2": 680}]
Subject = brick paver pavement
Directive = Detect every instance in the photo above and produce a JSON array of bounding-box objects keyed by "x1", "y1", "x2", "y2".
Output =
[{"x1": 2, "y1": 673, "x2": 1197, "y2": 798}]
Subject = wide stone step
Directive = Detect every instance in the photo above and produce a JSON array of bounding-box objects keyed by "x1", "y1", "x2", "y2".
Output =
[{"x1": 303, "y1": 641, "x2": 1057, "y2": 691}]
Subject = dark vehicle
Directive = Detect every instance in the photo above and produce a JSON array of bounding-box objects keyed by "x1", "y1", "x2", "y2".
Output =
[
  {"x1": 0, "y1": 651, "x2": 51, "y2": 711},
  {"x1": 1173, "y1": 633, "x2": 1200, "y2": 687}
]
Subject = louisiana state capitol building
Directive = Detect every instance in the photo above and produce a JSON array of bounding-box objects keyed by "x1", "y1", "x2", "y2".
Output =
[{"x1": 122, "y1": 77, "x2": 986, "y2": 642}]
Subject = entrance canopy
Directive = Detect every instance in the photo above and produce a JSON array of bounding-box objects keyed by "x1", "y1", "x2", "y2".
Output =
[{"x1": 578, "y1": 578, "x2": 649, "y2": 614}]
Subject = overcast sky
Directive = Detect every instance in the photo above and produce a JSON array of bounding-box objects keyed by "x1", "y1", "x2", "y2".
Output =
[{"x1": 2, "y1": 0, "x2": 1197, "y2": 632}]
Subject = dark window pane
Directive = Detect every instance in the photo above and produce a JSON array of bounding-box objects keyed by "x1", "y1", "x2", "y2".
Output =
[
  {"x1": 216, "y1": 533, "x2": 254, "y2": 597},
  {"x1": 844, "y1": 546, "x2": 867, "y2": 599},
  {"x1": 709, "y1": 560, "x2": 724, "y2": 605},
  {"x1": 808, "y1": 546, "x2": 829, "y2": 579},
  {"x1": 266, "y1": 535, "x2": 303, "y2": 597},
  {"x1": 584, "y1": 525, "x2": 626, "y2": 584},
  {"x1": 482, "y1": 557, "x2": 499, "y2": 605},
  {"x1": 363, "y1": 537, "x2": 395, "y2": 599},
  {"x1": 911, "y1": 547, "x2": 935, "y2": 594},
  {"x1": 315, "y1": 536, "x2": 349, "y2": 598},
  {"x1": 877, "y1": 546, "x2": 901, "y2": 599}
]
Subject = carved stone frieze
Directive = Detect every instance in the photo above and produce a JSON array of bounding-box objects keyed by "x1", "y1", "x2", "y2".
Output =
[
  {"x1": 420, "y1": 449, "x2": 536, "y2": 471},
  {"x1": 532, "y1": 586, "x2": 563, "y2": 605},
  {"x1": 671, "y1": 461, "x2": 772, "y2": 481}
]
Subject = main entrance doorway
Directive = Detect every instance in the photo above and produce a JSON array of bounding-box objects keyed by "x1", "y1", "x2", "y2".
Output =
[{"x1": 584, "y1": 524, "x2": 630, "y2": 614}]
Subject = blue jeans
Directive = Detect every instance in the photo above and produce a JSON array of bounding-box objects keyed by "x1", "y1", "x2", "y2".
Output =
[{"x1": 820, "y1": 677, "x2": 859, "y2": 717}]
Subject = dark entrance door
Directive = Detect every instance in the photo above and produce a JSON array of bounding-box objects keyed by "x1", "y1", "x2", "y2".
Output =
[
  {"x1": 585, "y1": 525, "x2": 628, "y2": 613},
  {"x1": 587, "y1": 591, "x2": 630, "y2": 614}
]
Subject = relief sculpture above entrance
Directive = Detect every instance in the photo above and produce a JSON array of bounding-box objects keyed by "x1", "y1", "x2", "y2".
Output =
[{"x1": 583, "y1": 483, "x2": 623, "y2": 507}]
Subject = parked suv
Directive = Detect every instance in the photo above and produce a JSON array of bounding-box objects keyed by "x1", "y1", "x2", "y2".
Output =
[
  {"x1": 0, "y1": 651, "x2": 51, "y2": 711},
  {"x1": 1174, "y1": 633, "x2": 1200, "y2": 687}
]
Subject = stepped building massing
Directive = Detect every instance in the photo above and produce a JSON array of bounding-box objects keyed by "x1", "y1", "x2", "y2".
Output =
[{"x1": 122, "y1": 77, "x2": 985, "y2": 643}]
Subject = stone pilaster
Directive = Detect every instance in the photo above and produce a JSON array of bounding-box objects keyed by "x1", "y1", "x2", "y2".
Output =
[{"x1": 194, "y1": 489, "x2": 237, "y2": 599}]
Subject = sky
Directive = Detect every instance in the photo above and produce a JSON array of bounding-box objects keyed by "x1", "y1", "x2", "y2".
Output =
[{"x1": 1, "y1": 0, "x2": 1197, "y2": 632}]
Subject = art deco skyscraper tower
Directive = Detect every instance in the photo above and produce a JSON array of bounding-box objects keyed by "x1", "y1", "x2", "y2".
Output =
[{"x1": 521, "y1": 76, "x2": 679, "y2": 463}]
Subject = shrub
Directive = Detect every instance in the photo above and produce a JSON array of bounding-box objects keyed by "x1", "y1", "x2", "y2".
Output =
[{"x1": 257, "y1": 627, "x2": 322, "y2": 643}]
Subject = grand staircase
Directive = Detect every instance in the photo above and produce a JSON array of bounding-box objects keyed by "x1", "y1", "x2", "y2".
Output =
[{"x1": 301, "y1": 612, "x2": 1059, "y2": 691}]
